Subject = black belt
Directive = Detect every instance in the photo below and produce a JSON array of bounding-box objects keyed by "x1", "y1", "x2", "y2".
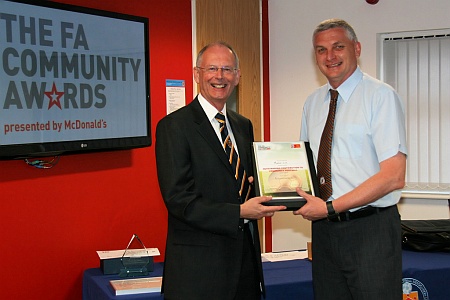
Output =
[{"x1": 327, "y1": 205, "x2": 393, "y2": 222}]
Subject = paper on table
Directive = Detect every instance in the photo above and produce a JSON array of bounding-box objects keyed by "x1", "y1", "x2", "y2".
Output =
[
  {"x1": 97, "y1": 248, "x2": 160, "y2": 260},
  {"x1": 261, "y1": 250, "x2": 309, "y2": 262},
  {"x1": 110, "y1": 276, "x2": 162, "y2": 296}
]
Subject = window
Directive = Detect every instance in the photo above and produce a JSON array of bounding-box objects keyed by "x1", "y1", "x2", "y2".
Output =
[{"x1": 380, "y1": 29, "x2": 450, "y2": 199}]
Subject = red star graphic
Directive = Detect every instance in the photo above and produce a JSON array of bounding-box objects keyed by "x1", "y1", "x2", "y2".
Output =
[{"x1": 45, "y1": 82, "x2": 64, "y2": 110}]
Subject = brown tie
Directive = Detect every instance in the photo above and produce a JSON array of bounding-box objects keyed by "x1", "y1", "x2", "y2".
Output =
[
  {"x1": 215, "y1": 112, "x2": 251, "y2": 202},
  {"x1": 317, "y1": 89, "x2": 338, "y2": 200}
]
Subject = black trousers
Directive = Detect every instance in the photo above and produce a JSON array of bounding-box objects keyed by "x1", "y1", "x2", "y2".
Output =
[
  {"x1": 234, "y1": 223, "x2": 261, "y2": 300},
  {"x1": 311, "y1": 205, "x2": 402, "y2": 300}
]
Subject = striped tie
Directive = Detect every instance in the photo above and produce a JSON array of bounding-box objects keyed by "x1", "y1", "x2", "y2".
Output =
[
  {"x1": 215, "y1": 112, "x2": 251, "y2": 202},
  {"x1": 316, "y1": 89, "x2": 338, "y2": 201}
]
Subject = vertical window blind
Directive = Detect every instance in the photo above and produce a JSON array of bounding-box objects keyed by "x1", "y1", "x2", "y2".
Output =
[{"x1": 380, "y1": 29, "x2": 450, "y2": 199}]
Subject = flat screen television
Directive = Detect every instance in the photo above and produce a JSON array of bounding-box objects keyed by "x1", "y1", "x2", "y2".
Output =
[{"x1": 0, "y1": 0, "x2": 151, "y2": 159}]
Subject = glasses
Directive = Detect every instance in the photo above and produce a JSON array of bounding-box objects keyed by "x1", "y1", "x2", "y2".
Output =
[{"x1": 196, "y1": 66, "x2": 238, "y2": 75}]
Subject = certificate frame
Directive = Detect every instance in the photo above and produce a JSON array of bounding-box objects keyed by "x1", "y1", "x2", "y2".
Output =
[{"x1": 252, "y1": 141, "x2": 320, "y2": 210}]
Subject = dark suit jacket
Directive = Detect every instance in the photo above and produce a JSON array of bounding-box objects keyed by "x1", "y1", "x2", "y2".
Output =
[{"x1": 155, "y1": 97, "x2": 264, "y2": 300}]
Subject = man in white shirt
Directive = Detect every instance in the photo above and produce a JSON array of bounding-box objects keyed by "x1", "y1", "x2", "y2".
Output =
[{"x1": 295, "y1": 19, "x2": 407, "y2": 299}]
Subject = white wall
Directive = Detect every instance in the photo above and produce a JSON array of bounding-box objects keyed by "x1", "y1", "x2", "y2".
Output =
[{"x1": 268, "y1": 0, "x2": 450, "y2": 252}]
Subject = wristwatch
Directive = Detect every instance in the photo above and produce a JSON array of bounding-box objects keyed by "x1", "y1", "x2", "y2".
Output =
[{"x1": 326, "y1": 201, "x2": 340, "y2": 221}]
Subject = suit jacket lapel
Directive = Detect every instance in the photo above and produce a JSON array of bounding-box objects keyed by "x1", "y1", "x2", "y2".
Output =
[{"x1": 189, "y1": 98, "x2": 236, "y2": 174}]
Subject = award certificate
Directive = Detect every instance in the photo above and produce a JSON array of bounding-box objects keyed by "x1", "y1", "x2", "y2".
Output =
[{"x1": 252, "y1": 141, "x2": 319, "y2": 210}]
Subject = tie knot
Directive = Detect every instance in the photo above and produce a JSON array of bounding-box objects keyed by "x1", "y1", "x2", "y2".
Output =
[
  {"x1": 330, "y1": 89, "x2": 339, "y2": 101},
  {"x1": 215, "y1": 112, "x2": 226, "y2": 124}
]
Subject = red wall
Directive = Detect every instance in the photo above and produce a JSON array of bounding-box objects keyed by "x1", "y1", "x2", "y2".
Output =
[
  {"x1": 0, "y1": 0, "x2": 193, "y2": 299},
  {"x1": 261, "y1": 0, "x2": 273, "y2": 253}
]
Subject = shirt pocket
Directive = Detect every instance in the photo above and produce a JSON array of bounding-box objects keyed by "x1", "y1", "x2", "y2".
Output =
[{"x1": 334, "y1": 124, "x2": 364, "y2": 159}]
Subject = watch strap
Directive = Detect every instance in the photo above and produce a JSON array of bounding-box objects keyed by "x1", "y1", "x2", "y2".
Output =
[{"x1": 326, "y1": 201, "x2": 340, "y2": 221}]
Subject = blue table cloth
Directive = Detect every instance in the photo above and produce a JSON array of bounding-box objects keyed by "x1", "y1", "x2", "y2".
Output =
[{"x1": 83, "y1": 250, "x2": 450, "y2": 299}]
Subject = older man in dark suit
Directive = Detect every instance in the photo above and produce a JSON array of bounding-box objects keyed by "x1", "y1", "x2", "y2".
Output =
[{"x1": 155, "y1": 41, "x2": 285, "y2": 300}]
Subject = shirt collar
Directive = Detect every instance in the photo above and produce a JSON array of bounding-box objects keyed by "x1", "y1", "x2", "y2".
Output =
[
  {"x1": 197, "y1": 94, "x2": 227, "y2": 122},
  {"x1": 327, "y1": 66, "x2": 363, "y2": 103}
]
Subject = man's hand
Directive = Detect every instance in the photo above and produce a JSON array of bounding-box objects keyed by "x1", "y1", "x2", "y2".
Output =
[
  {"x1": 240, "y1": 196, "x2": 286, "y2": 220},
  {"x1": 293, "y1": 187, "x2": 327, "y2": 221}
]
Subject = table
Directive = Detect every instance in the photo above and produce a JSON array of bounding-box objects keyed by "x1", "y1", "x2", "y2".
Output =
[
  {"x1": 83, "y1": 263, "x2": 164, "y2": 300},
  {"x1": 83, "y1": 250, "x2": 450, "y2": 299},
  {"x1": 401, "y1": 250, "x2": 450, "y2": 299}
]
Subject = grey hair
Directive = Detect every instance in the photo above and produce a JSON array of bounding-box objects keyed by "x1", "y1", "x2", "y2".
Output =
[
  {"x1": 313, "y1": 19, "x2": 358, "y2": 43},
  {"x1": 196, "y1": 41, "x2": 239, "y2": 68}
]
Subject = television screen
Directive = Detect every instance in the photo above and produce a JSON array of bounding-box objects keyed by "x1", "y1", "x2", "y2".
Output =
[{"x1": 0, "y1": 0, "x2": 151, "y2": 159}]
